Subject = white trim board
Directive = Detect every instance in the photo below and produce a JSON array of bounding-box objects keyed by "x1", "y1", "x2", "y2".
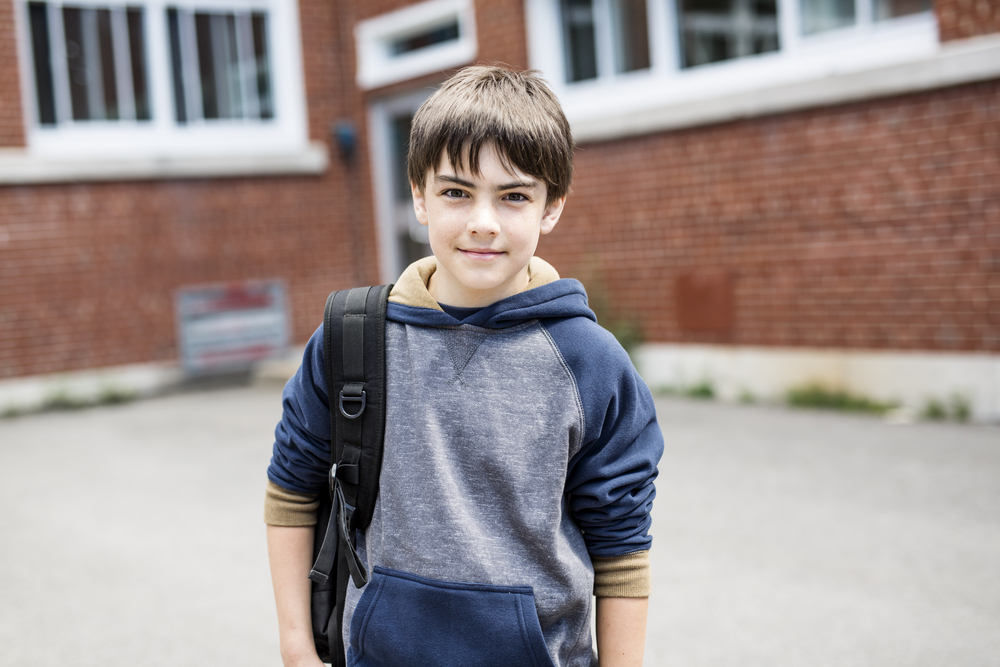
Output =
[
  {"x1": 635, "y1": 344, "x2": 1000, "y2": 423},
  {"x1": 0, "y1": 142, "x2": 328, "y2": 183}
]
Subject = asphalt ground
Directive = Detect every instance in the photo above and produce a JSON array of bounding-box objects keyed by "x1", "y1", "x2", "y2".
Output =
[{"x1": 0, "y1": 382, "x2": 997, "y2": 666}]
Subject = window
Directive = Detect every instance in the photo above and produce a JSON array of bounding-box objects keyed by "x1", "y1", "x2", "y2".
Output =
[
  {"x1": 14, "y1": 0, "x2": 315, "y2": 175},
  {"x1": 391, "y1": 19, "x2": 459, "y2": 55},
  {"x1": 800, "y1": 0, "x2": 854, "y2": 34},
  {"x1": 873, "y1": 0, "x2": 930, "y2": 20},
  {"x1": 546, "y1": 0, "x2": 936, "y2": 86},
  {"x1": 613, "y1": 0, "x2": 652, "y2": 73},
  {"x1": 678, "y1": 0, "x2": 779, "y2": 68},
  {"x1": 354, "y1": 0, "x2": 477, "y2": 90},
  {"x1": 560, "y1": 0, "x2": 652, "y2": 82},
  {"x1": 802, "y1": 0, "x2": 929, "y2": 35},
  {"x1": 25, "y1": 1, "x2": 276, "y2": 128},
  {"x1": 166, "y1": 6, "x2": 272, "y2": 123},
  {"x1": 527, "y1": 0, "x2": 944, "y2": 142},
  {"x1": 561, "y1": 0, "x2": 597, "y2": 81},
  {"x1": 27, "y1": 2, "x2": 150, "y2": 125}
]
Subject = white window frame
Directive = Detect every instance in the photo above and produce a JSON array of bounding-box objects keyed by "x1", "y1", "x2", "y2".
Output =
[
  {"x1": 526, "y1": 0, "x2": 1000, "y2": 142},
  {"x1": 355, "y1": 0, "x2": 477, "y2": 91},
  {"x1": 7, "y1": 0, "x2": 321, "y2": 182}
]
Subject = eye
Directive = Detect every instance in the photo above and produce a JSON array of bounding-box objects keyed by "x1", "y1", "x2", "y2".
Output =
[
  {"x1": 442, "y1": 188, "x2": 467, "y2": 199},
  {"x1": 503, "y1": 192, "x2": 529, "y2": 202}
]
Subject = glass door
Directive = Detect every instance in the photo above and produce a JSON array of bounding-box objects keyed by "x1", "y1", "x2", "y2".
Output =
[{"x1": 368, "y1": 89, "x2": 434, "y2": 283}]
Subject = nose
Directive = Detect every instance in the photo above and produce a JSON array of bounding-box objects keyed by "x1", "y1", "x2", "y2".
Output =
[{"x1": 467, "y1": 199, "x2": 501, "y2": 236}]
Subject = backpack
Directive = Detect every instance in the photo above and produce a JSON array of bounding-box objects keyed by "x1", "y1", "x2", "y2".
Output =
[{"x1": 308, "y1": 285, "x2": 393, "y2": 665}]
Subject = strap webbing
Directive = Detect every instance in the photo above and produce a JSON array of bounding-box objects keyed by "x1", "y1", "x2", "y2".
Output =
[{"x1": 308, "y1": 283, "x2": 392, "y2": 666}]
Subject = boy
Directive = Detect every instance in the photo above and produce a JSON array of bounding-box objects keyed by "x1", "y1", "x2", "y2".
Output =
[{"x1": 265, "y1": 66, "x2": 662, "y2": 667}]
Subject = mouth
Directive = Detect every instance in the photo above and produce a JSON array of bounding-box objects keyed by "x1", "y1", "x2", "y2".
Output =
[{"x1": 460, "y1": 248, "x2": 505, "y2": 260}]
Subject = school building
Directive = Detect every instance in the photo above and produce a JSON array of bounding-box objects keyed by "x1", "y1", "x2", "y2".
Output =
[{"x1": 1, "y1": 0, "x2": 998, "y2": 419}]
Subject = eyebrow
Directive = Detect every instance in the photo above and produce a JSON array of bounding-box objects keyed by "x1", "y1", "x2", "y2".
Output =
[{"x1": 434, "y1": 174, "x2": 540, "y2": 191}]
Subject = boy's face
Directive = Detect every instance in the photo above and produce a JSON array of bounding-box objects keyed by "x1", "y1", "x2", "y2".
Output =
[{"x1": 412, "y1": 142, "x2": 565, "y2": 308}]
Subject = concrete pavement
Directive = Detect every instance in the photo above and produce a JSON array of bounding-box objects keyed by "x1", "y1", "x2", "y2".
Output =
[
  {"x1": 0, "y1": 383, "x2": 997, "y2": 666},
  {"x1": 646, "y1": 398, "x2": 1000, "y2": 666}
]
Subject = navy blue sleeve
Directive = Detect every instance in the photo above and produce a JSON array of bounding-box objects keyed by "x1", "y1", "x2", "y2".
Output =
[
  {"x1": 267, "y1": 324, "x2": 333, "y2": 495},
  {"x1": 543, "y1": 318, "x2": 663, "y2": 559}
]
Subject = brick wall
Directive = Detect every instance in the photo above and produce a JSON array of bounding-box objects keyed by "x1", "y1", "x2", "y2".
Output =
[
  {"x1": 0, "y1": 0, "x2": 383, "y2": 380},
  {"x1": 475, "y1": 0, "x2": 528, "y2": 69},
  {"x1": 3, "y1": 0, "x2": 999, "y2": 381},
  {"x1": 937, "y1": 0, "x2": 1000, "y2": 41},
  {"x1": 0, "y1": 0, "x2": 26, "y2": 147},
  {"x1": 538, "y1": 80, "x2": 1000, "y2": 353}
]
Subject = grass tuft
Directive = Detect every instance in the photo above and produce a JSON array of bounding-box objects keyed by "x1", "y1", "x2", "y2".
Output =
[
  {"x1": 684, "y1": 382, "x2": 715, "y2": 399},
  {"x1": 786, "y1": 385, "x2": 894, "y2": 415},
  {"x1": 655, "y1": 382, "x2": 715, "y2": 400},
  {"x1": 922, "y1": 394, "x2": 971, "y2": 422},
  {"x1": 1, "y1": 385, "x2": 140, "y2": 419}
]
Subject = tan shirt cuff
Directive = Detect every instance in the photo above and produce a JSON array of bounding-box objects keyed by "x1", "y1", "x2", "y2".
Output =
[
  {"x1": 592, "y1": 551, "x2": 651, "y2": 597},
  {"x1": 264, "y1": 480, "x2": 321, "y2": 526}
]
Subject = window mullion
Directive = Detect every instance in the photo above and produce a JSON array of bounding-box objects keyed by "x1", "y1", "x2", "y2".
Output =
[
  {"x1": 778, "y1": 0, "x2": 801, "y2": 53},
  {"x1": 179, "y1": 9, "x2": 202, "y2": 122},
  {"x1": 110, "y1": 6, "x2": 136, "y2": 121},
  {"x1": 593, "y1": 0, "x2": 615, "y2": 79},
  {"x1": 145, "y1": 1, "x2": 175, "y2": 130},
  {"x1": 47, "y1": 2, "x2": 73, "y2": 124},
  {"x1": 857, "y1": 0, "x2": 873, "y2": 27},
  {"x1": 649, "y1": 0, "x2": 680, "y2": 73},
  {"x1": 732, "y1": 0, "x2": 752, "y2": 58}
]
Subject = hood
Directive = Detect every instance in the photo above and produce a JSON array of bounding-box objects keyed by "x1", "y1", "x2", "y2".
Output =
[{"x1": 387, "y1": 256, "x2": 596, "y2": 329}]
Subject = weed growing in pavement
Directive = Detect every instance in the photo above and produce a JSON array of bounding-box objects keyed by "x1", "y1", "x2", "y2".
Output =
[
  {"x1": 655, "y1": 382, "x2": 716, "y2": 400},
  {"x1": 0, "y1": 385, "x2": 139, "y2": 419},
  {"x1": 684, "y1": 382, "x2": 715, "y2": 399},
  {"x1": 921, "y1": 394, "x2": 971, "y2": 422},
  {"x1": 43, "y1": 390, "x2": 90, "y2": 411},
  {"x1": 952, "y1": 396, "x2": 971, "y2": 422},
  {"x1": 922, "y1": 398, "x2": 947, "y2": 421},
  {"x1": 1, "y1": 404, "x2": 23, "y2": 419},
  {"x1": 99, "y1": 386, "x2": 138, "y2": 405},
  {"x1": 786, "y1": 384, "x2": 895, "y2": 415}
]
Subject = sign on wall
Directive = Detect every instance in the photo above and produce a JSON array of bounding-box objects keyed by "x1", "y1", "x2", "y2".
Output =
[{"x1": 176, "y1": 281, "x2": 289, "y2": 375}]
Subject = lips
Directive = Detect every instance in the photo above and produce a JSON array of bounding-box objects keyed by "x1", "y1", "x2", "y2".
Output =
[{"x1": 460, "y1": 248, "x2": 504, "y2": 259}]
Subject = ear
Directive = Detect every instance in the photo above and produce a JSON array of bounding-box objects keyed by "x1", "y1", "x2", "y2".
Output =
[
  {"x1": 539, "y1": 195, "x2": 566, "y2": 235},
  {"x1": 411, "y1": 182, "x2": 429, "y2": 226}
]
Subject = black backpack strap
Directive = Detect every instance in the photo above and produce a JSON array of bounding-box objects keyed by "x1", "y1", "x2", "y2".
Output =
[
  {"x1": 308, "y1": 284, "x2": 391, "y2": 665},
  {"x1": 306, "y1": 290, "x2": 347, "y2": 586}
]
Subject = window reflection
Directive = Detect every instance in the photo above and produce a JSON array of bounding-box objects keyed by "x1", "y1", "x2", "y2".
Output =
[{"x1": 678, "y1": 0, "x2": 779, "y2": 68}]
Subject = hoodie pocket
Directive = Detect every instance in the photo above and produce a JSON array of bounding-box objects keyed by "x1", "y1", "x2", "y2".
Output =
[{"x1": 347, "y1": 566, "x2": 556, "y2": 667}]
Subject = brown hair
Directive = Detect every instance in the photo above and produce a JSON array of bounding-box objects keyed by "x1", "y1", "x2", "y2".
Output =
[{"x1": 407, "y1": 66, "x2": 574, "y2": 204}]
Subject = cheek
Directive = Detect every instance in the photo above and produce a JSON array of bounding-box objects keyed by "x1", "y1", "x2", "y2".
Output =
[
  {"x1": 508, "y1": 215, "x2": 542, "y2": 245},
  {"x1": 425, "y1": 210, "x2": 461, "y2": 246}
]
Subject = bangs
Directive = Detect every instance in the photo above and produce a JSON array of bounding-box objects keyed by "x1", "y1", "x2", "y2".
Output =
[{"x1": 408, "y1": 67, "x2": 574, "y2": 203}]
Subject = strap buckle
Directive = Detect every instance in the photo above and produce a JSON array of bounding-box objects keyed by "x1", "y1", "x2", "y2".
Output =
[{"x1": 339, "y1": 389, "x2": 366, "y2": 419}]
